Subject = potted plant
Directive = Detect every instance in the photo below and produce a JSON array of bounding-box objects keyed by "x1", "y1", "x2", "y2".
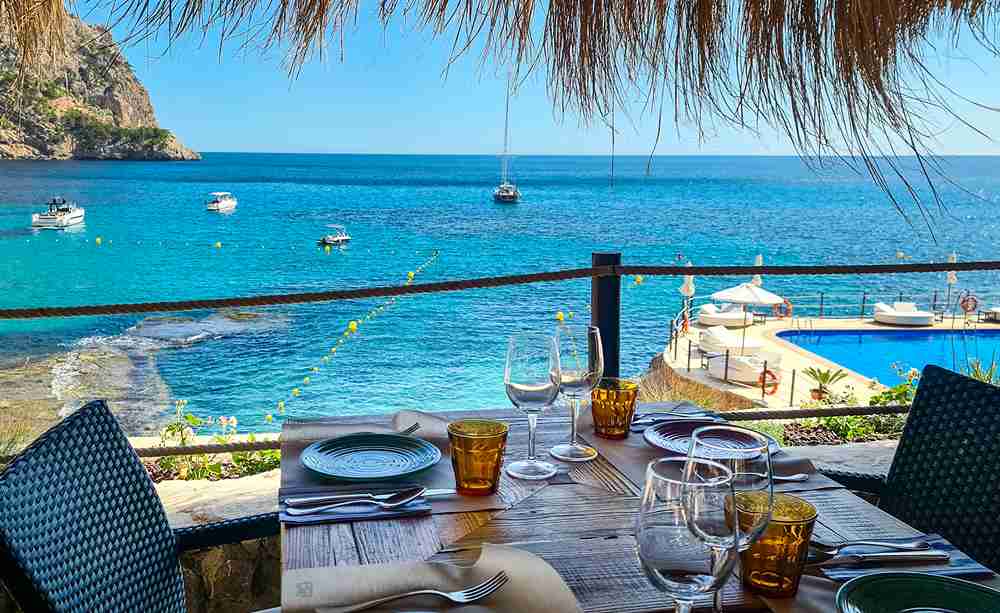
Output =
[{"x1": 803, "y1": 367, "x2": 848, "y2": 400}]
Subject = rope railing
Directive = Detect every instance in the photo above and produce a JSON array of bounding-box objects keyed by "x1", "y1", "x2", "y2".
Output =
[
  {"x1": 3, "y1": 260, "x2": 999, "y2": 320},
  {"x1": 121, "y1": 404, "x2": 910, "y2": 458}
]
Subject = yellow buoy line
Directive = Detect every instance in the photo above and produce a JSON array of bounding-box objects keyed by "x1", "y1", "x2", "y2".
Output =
[{"x1": 272, "y1": 250, "x2": 440, "y2": 419}]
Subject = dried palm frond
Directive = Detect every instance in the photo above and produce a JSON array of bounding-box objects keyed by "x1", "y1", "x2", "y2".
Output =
[
  {"x1": 7, "y1": 1, "x2": 1000, "y2": 214},
  {"x1": 0, "y1": 0, "x2": 67, "y2": 71}
]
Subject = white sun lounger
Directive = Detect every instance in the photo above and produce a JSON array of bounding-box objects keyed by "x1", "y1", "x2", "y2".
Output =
[
  {"x1": 697, "y1": 304, "x2": 752, "y2": 328},
  {"x1": 706, "y1": 354, "x2": 781, "y2": 386},
  {"x1": 698, "y1": 326, "x2": 764, "y2": 356},
  {"x1": 873, "y1": 302, "x2": 934, "y2": 327}
]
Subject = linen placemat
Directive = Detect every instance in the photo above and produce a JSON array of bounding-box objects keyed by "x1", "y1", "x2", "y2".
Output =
[
  {"x1": 279, "y1": 410, "x2": 509, "y2": 515},
  {"x1": 577, "y1": 411, "x2": 842, "y2": 493},
  {"x1": 281, "y1": 543, "x2": 582, "y2": 612}
]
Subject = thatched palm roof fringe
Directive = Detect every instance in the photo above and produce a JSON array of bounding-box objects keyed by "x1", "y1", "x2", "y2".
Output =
[{"x1": 5, "y1": 0, "x2": 999, "y2": 215}]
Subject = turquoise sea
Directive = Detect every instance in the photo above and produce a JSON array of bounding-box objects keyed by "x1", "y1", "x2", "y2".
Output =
[{"x1": 2, "y1": 154, "x2": 1000, "y2": 432}]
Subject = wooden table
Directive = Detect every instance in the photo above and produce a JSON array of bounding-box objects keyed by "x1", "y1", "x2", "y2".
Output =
[{"x1": 280, "y1": 407, "x2": 979, "y2": 611}]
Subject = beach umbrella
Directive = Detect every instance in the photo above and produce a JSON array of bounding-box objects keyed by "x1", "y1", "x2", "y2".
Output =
[
  {"x1": 711, "y1": 283, "x2": 784, "y2": 307},
  {"x1": 678, "y1": 262, "x2": 695, "y2": 332},
  {"x1": 946, "y1": 252, "x2": 958, "y2": 309},
  {"x1": 751, "y1": 254, "x2": 763, "y2": 287},
  {"x1": 711, "y1": 283, "x2": 784, "y2": 353}
]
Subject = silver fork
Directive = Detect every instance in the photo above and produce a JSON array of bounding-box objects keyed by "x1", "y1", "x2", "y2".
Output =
[{"x1": 330, "y1": 571, "x2": 509, "y2": 612}]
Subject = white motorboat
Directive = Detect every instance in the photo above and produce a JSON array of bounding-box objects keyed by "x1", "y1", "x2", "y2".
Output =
[
  {"x1": 31, "y1": 197, "x2": 85, "y2": 229},
  {"x1": 206, "y1": 192, "x2": 237, "y2": 212},
  {"x1": 493, "y1": 78, "x2": 520, "y2": 204},
  {"x1": 318, "y1": 225, "x2": 351, "y2": 246}
]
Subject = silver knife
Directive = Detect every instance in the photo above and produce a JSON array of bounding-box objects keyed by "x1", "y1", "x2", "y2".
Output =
[
  {"x1": 809, "y1": 549, "x2": 950, "y2": 567},
  {"x1": 284, "y1": 489, "x2": 456, "y2": 507}
]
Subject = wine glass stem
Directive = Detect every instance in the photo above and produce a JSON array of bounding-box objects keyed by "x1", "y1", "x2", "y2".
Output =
[
  {"x1": 568, "y1": 397, "x2": 580, "y2": 444},
  {"x1": 527, "y1": 413, "x2": 538, "y2": 461}
]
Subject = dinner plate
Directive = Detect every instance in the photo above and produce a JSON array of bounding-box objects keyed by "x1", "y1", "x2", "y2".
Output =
[
  {"x1": 836, "y1": 572, "x2": 1000, "y2": 612},
  {"x1": 642, "y1": 419, "x2": 780, "y2": 457},
  {"x1": 301, "y1": 433, "x2": 441, "y2": 481}
]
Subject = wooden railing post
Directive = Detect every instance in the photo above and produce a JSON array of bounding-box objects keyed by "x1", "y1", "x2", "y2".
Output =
[{"x1": 592, "y1": 252, "x2": 621, "y2": 379}]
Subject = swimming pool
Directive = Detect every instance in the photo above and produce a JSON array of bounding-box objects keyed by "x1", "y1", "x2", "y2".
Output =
[{"x1": 777, "y1": 329, "x2": 1000, "y2": 384}]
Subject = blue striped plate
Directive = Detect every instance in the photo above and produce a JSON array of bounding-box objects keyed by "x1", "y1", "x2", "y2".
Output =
[{"x1": 301, "y1": 433, "x2": 441, "y2": 481}]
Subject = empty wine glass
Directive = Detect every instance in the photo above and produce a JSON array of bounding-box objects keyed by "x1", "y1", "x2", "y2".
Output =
[
  {"x1": 504, "y1": 331, "x2": 561, "y2": 480},
  {"x1": 636, "y1": 458, "x2": 739, "y2": 613},
  {"x1": 687, "y1": 425, "x2": 774, "y2": 613},
  {"x1": 550, "y1": 323, "x2": 603, "y2": 462}
]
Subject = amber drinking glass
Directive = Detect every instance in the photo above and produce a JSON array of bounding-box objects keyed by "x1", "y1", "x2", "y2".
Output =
[
  {"x1": 590, "y1": 378, "x2": 639, "y2": 439},
  {"x1": 736, "y1": 493, "x2": 817, "y2": 598},
  {"x1": 448, "y1": 419, "x2": 509, "y2": 496}
]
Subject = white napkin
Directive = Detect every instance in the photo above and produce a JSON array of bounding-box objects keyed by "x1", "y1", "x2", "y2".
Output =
[{"x1": 281, "y1": 544, "x2": 582, "y2": 612}]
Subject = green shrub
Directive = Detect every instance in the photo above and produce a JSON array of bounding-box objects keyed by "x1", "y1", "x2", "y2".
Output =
[{"x1": 62, "y1": 109, "x2": 172, "y2": 151}]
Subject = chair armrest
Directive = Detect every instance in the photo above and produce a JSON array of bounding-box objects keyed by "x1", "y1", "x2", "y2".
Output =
[
  {"x1": 818, "y1": 467, "x2": 887, "y2": 497},
  {"x1": 174, "y1": 512, "x2": 279, "y2": 553}
]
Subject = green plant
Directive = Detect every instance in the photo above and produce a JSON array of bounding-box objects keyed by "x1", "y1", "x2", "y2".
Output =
[
  {"x1": 869, "y1": 362, "x2": 920, "y2": 406},
  {"x1": 964, "y1": 358, "x2": 999, "y2": 385},
  {"x1": 803, "y1": 367, "x2": 849, "y2": 396},
  {"x1": 62, "y1": 109, "x2": 172, "y2": 151}
]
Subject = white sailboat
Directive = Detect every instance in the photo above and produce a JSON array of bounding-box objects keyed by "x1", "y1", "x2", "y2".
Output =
[{"x1": 493, "y1": 79, "x2": 520, "y2": 204}]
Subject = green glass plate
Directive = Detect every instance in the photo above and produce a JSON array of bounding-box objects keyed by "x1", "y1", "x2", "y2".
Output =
[
  {"x1": 836, "y1": 572, "x2": 1000, "y2": 613},
  {"x1": 301, "y1": 433, "x2": 441, "y2": 481}
]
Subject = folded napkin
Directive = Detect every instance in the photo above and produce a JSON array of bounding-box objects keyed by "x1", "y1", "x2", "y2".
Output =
[
  {"x1": 281, "y1": 544, "x2": 582, "y2": 613},
  {"x1": 816, "y1": 534, "x2": 996, "y2": 582},
  {"x1": 279, "y1": 483, "x2": 432, "y2": 525}
]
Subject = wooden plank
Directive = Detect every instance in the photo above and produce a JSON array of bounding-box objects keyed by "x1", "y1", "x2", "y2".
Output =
[
  {"x1": 449, "y1": 483, "x2": 639, "y2": 545},
  {"x1": 568, "y1": 455, "x2": 641, "y2": 495},
  {"x1": 353, "y1": 514, "x2": 444, "y2": 564},
  {"x1": 795, "y1": 488, "x2": 922, "y2": 542},
  {"x1": 432, "y1": 511, "x2": 494, "y2": 547},
  {"x1": 283, "y1": 523, "x2": 360, "y2": 571}
]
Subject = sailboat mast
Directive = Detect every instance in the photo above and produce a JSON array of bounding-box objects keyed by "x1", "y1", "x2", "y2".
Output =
[{"x1": 501, "y1": 78, "x2": 511, "y2": 184}]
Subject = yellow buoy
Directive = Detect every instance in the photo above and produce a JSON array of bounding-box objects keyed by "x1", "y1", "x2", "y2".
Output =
[
  {"x1": 407, "y1": 271, "x2": 415, "y2": 281},
  {"x1": 214, "y1": 241, "x2": 222, "y2": 249},
  {"x1": 348, "y1": 320, "x2": 359, "y2": 333},
  {"x1": 324, "y1": 245, "x2": 331, "y2": 253},
  {"x1": 311, "y1": 367, "x2": 319, "y2": 373},
  {"x1": 265, "y1": 413, "x2": 274, "y2": 423},
  {"x1": 291, "y1": 388, "x2": 301, "y2": 397},
  {"x1": 555, "y1": 311, "x2": 565, "y2": 322},
  {"x1": 277, "y1": 400, "x2": 285, "y2": 413},
  {"x1": 303, "y1": 376, "x2": 311, "y2": 385},
  {"x1": 95, "y1": 237, "x2": 102, "y2": 246}
]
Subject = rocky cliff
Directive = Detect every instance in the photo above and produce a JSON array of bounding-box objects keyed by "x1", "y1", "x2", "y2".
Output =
[{"x1": 0, "y1": 16, "x2": 199, "y2": 161}]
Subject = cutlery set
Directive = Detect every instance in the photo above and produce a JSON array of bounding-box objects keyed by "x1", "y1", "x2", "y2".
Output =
[{"x1": 807, "y1": 538, "x2": 946, "y2": 568}]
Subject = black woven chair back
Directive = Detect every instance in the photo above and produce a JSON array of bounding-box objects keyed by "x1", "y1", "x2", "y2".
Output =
[
  {"x1": 881, "y1": 364, "x2": 1000, "y2": 571},
  {"x1": 0, "y1": 400, "x2": 185, "y2": 612}
]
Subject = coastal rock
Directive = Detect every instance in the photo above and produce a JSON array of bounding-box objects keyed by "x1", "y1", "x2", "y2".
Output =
[{"x1": 0, "y1": 17, "x2": 199, "y2": 161}]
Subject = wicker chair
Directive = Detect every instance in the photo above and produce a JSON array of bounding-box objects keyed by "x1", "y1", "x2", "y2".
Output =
[
  {"x1": 820, "y1": 364, "x2": 1000, "y2": 572},
  {"x1": 0, "y1": 400, "x2": 278, "y2": 612}
]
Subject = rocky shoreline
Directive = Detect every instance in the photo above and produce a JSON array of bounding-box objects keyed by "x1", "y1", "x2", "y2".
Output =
[{"x1": 0, "y1": 345, "x2": 171, "y2": 439}]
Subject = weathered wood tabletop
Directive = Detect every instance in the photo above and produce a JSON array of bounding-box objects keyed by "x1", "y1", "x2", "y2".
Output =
[{"x1": 279, "y1": 406, "x2": 976, "y2": 611}]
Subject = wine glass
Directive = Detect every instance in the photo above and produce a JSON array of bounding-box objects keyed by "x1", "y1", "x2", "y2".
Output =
[
  {"x1": 504, "y1": 331, "x2": 561, "y2": 480},
  {"x1": 687, "y1": 425, "x2": 774, "y2": 613},
  {"x1": 636, "y1": 457, "x2": 739, "y2": 613},
  {"x1": 549, "y1": 323, "x2": 603, "y2": 462}
]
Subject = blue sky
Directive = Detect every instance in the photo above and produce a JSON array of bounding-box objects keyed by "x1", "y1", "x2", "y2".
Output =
[{"x1": 88, "y1": 7, "x2": 1000, "y2": 155}]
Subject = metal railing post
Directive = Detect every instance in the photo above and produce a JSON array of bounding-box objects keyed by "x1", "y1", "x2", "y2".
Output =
[
  {"x1": 789, "y1": 369, "x2": 796, "y2": 406},
  {"x1": 819, "y1": 292, "x2": 825, "y2": 318},
  {"x1": 687, "y1": 340, "x2": 692, "y2": 372},
  {"x1": 724, "y1": 350, "x2": 730, "y2": 382},
  {"x1": 932, "y1": 290, "x2": 938, "y2": 312},
  {"x1": 592, "y1": 252, "x2": 621, "y2": 378},
  {"x1": 898, "y1": 291, "x2": 904, "y2": 303},
  {"x1": 860, "y1": 292, "x2": 867, "y2": 318}
]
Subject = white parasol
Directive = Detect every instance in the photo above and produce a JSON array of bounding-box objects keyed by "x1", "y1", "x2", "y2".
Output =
[
  {"x1": 710, "y1": 282, "x2": 784, "y2": 306},
  {"x1": 751, "y1": 254, "x2": 763, "y2": 287}
]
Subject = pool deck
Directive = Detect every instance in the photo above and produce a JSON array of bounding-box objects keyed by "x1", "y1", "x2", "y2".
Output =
[{"x1": 661, "y1": 314, "x2": 1000, "y2": 408}]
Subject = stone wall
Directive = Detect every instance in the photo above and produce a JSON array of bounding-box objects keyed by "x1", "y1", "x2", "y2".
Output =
[{"x1": 0, "y1": 537, "x2": 281, "y2": 613}]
